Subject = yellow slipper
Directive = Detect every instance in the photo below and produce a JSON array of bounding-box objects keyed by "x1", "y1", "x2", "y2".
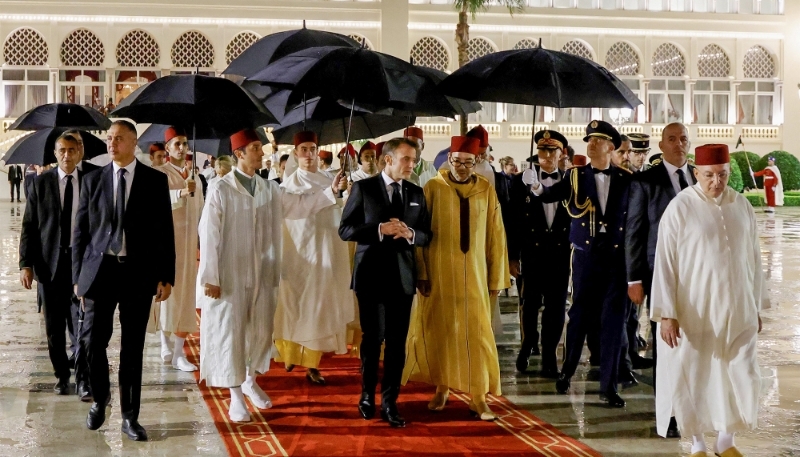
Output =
[
  {"x1": 690, "y1": 452, "x2": 709, "y2": 457},
  {"x1": 715, "y1": 447, "x2": 744, "y2": 457}
]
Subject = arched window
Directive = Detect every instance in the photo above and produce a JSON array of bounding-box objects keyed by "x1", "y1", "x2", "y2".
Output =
[
  {"x1": 512, "y1": 38, "x2": 540, "y2": 50},
  {"x1": 171, "y1": 31, "x2": 215, "y2": 68},
  {"x1": 467, "y1": 37, "x2": 497, "y2": 62},
  {"x1": 743, "y1": 45, "x2": 776, "y2": 79},
  {"x1": 3, "y1": 28, "x2": 48, "y2": 66},
  {"x1": 561, "y1": 40, "x2": 593, "y2": 61},
  {"x1": 605, "y1": 42, "x2": 639, "y2": 76},
  {"x1": 60, "y1": 29, "x2": 105, "y2": 67},
  {"x1": 116, "y1": 30, "x2": 160, "y2": 67},
  {"x1": 698, "y1": 44, "x2": 730, "y2": 78},
  {"x1": 348, "y1": 34, "x2": 372, "y2": 50},
  {"x1": 226, "y1": 32, "x2": 260, "y2": 65},
  {"x1": 651, "y1": 43, "x2": 686, "y2": 77},
  {"x1": 409, "y1": 36, "x2": 449, "y2": 72}
]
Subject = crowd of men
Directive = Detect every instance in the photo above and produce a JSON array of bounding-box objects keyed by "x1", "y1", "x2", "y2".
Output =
[{"x1": 17, "y1": 117, "x2": 767, "y2": 457}]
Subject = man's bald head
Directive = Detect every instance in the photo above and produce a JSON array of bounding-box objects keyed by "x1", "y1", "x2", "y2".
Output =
[{"x1": 659, "y1": 123, "x2": 690, "y2": 168}]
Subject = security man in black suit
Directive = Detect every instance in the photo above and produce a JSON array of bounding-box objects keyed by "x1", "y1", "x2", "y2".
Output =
[
  {"x1": 523, "y1": 120, "x2": 631, "y2": 408},
  {"x1": 73, "y1": 120, "x2": 175, "y2": 441},
  {"x1": 64, "y1": 129, "x2": 100, "y2": 174},
  {"x1": 508, "y1": 130, "x2": 571, "y2": 378},
  {"x1": 339, "y1": 137, "x2": 432, "y2": 428},
  {"x1": 626, "y1": 122, "x2": 695, "y2": 437},
  {"x1": 19, "y1": 133, "x2": 91, "y2": 400},
  {"x1": 8, "y1": 163, "x2": 22, "y2": 202}
]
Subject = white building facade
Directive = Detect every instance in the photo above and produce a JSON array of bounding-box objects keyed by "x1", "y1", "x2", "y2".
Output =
[{"x1": 0, "y1": 0, "x2": 794, "y2": 163}]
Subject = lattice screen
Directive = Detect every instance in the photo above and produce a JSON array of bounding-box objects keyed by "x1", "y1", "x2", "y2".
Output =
[
  {"x1": 60, "y1": 28, "x2": 105, "y2": 66},
  {"x1": 410, "y1": 36, "x2": 449, "y2": 72},
  {"x1": 743, "y1": 45, "x2": 776, "y2": 79},
  {"x1": 468, "y1": 37, "x2": 496, "y2": 62},
  {"x1": 605, "y1": 42, "x2": 639, "y2": 75},
  {"x1": 698, "y1": 44, "x2": 730, "y2": 78},
  {"x1": 3, "y1": 28, "x2": 49, "y2": 66},
  {"x1": 651, "y1": 43, "x2": 686, "y2": 77},
  {"x1": 116, "y1": 30, "x2": 160, "y2": 67},
  {"x1": 171, "y1": 31, "x2": 214, "y2": 68},
  {"x1": 226, "y1": 32, "x2": 260, "y2": 65},
  {"x1": 348, "y1": 34, "x2": 372, "y2": 50},
  {"x1": 512, "y1": 39, "x2": 539, "y2": 50},
  {"x1": 561, "y1": 40, "x2": 593, "y2": 61}
]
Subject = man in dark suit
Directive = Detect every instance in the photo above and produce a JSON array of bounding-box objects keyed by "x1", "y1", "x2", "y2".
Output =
[
  {"x1": 8, "y1": 163, "x2": 22, "y2": 202},
  {"x1": 339, "y1": 137, "x2": 432, "y2": 428},
  {"x1": 524, "y1": 120, "x2": 631, "y2": 408},
  {"x1": 508, "y1": 130, "x2": 572, "y2": 378},
  {"x1": 19, "y1": 133, "x2": 91, "y2": 400},
  {"x1": 73, "y1": 120, "x2": 175, "y2": 441},
  {"x1": 626, "y1": 122, "x2": 695, "y2": 438}
]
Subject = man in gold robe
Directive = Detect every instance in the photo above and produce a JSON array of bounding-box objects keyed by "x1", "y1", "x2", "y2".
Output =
[{"x1": 402, "y1": 135, "x2": 510, "y2": 421}]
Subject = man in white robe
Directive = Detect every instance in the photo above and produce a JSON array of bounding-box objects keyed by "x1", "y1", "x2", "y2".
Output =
[
  {"x1": 403, "y1": 127, "x2": 437, "y2": 188},
  {"x1": 651, "y1": 143, "x2": 768, "y2": 457},
  {"x1": 350, "y1": 141, "x2": 379, "y2": 182},
  {"x1": 273, "y1": 131, "x2": 354, "y2": 385},
  {"x1": 317, "y1": 149, "x2": 336, "y2": 179},
  {"x1": 198, "y1": 129, "x2": 282, "y2": 422},
  {"x1": 148, "y1": 127, "x2": 203, "y2": 372}
]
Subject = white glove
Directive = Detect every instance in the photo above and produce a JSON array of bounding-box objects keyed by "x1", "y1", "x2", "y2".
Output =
[{"x1": 521, "y1": 168, "x2": 539, "y2": 188}]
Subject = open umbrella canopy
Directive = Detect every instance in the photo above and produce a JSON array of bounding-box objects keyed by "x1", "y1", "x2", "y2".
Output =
[
  {"x1": 248, "y1": 46, "x2": 461, "y2": 118},
  {"x1": 412, "y1": 66, "x2": 482, "y2": 117},
  {"x1": 223, "y1": 26, "x2": 360, "y2": 78},
  {"x1": 2, "y1": 128, "x2": 106, "y2": 165},
  {"x1": 111, "y1": 74, "x2": 276, "y2": 136},
  {"x1": 439, "y1": 47, "x2": 642, "y2": 109},
  {"x1": 8, "y1": 103, "x2": 111, "y2": 131}
]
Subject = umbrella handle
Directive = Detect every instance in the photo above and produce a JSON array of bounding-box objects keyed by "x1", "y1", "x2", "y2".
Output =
[
  {"x1": 190, "y1": 123, "x2": 196, "y2": 197},
  {"x1": 529, "y1": 106, "x2": 537, "y2": 161},
  {"x1": 344, "y1": 97, "x2": 356, "y2": 183}
]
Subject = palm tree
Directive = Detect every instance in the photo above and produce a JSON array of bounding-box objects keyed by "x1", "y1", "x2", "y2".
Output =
[{"x1": 454, "y1": 0, "x2": 525, "y2": 134}]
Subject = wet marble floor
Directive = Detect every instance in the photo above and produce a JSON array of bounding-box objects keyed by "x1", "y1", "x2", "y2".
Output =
[{"x1": 0, "y1": 200, "x2": 797, "y2": 456}]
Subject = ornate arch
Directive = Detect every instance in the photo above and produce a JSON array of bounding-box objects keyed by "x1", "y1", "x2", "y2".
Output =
[
  {"x1": 652, "y1": 43, "x2": 686, "y2": 77},
  {"x1": 171, "y1": 30, "x2": 214, "y2": 68},
  {"x1": 3, "y1": 27, "x2": 49, "y2": 66},
  {"x1": 226, "y1": 31, "x2": 260, "y2": 65},
  {"x1": 116, "y1": 30, "x2": 160, "y2": 67},
  {"x1": 410, "y1": 36, "x2": 450, "y2": 71},
  {"x1": 605, "y1": 41, "x2": 640, "y2": 76},
  {"x1": 61, "y1": 28, "x2": 105, "y2": 66}
]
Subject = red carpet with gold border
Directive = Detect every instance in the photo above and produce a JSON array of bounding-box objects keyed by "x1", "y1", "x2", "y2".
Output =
[{"x1": 184, "y1": 328, "x2": 600, "y2": 457}]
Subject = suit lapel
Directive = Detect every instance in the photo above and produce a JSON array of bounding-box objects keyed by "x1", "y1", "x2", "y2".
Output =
[
  {"x1": 47, "y1": 171, "x2": 62, "y2": 215},
  {"x1": 605, "y1": 166, "x2": 624, "y2": 218},
  {"x1": 584, "y1": 167, "x2": 602, "y2": 215},
  {"x1": 125, "y1": 161, "x2": 143, "y2": 216},
  {"x1": 101, "y1": 164, "x2": 114, "y2": 216},
  {"x1": 688, "y1": 164, "x2": 697, "y2": 185},
  {"x1": 659, "y1": 164, "x2": 677, "y2": 198}
]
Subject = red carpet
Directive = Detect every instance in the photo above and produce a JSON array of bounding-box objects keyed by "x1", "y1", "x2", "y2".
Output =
[{"x1": 184, "y1": 327, "x2": 600, "y2": 457}]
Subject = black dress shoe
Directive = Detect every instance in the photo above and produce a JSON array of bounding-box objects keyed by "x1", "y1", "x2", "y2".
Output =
[
  {"x1": 631, "y1": 356, "x2": 654, "y2": 370},
  {"x1": 54, "y1": 377, "x2": 70, "y2": 395},
  {"x1": 515, "y1": 349, "x2": 530, "y2": 373},
  {"x1": 86, "y1": 402, "x2": 106, "y2": 430},
  {"x1": 121, "y1": 419, "x2": 148, "y2": 441},
  {"x1": 380, "y1": 406, "x2": 406, "y2": 428},
  {"x1": 540, "y1": 367, "x2": 560, "y2": 379},
  {"x1": 285, "y1": 364, "x2": 295, "y2": 372},
  {"x1": 357, "y1": 393, "x2": 375, "y2": 420},
  {"x1": 599, "y1": 391, "x2": 626, "y2": 408},
  {"x1": 666, "y1": 417, "x2": 681, "y2": 438},
  {"x1": 619, "y1": 370, "x2": 639, "y2": 389},
  {"x1": 77, "y1": 381, "x2": 92, "y2": 402},
  {"x1": 555, "y1": 374, "x2": 570, "y2": 394}
]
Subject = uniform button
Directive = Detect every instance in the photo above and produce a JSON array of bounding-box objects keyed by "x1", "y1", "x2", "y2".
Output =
[
  {"x1": 535, "y1": 243, "x2": 539, "y2": 246},
  {"x1": 585, "y1": 241, "x2": 590, "y2": 245},
  {"x1": 525, "y1": 213, "x2": 529, "y2": 216},
  {"x1": 619, "y1": 227, "x2": 623, "y2": 231},
  {"x1": 531, "y1": 229, "x2": 535, "y2": 232},
  {"x1": 581, "y1": 223, "x2": 586, "y2": 226},
  {"x1": 614, "y1": 244, "x2": 619, "y2": 248},
  {"x1": 563, "y1": 228, "x2": 567, "y2": 231}
]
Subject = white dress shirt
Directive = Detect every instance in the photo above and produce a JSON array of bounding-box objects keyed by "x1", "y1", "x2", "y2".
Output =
[
  {"x1": 663, "y1": 160, "x2": 692, "y2": 195},
  {"x1": 57, "y1": 167, "x2": 79, "y2": 246},
  {"x1": 538, "y1": 168, "x2": 559, "y2": 228},
  {"x1": 378, "y1": 171, "x2": 414, "y2": 244},
  {"x1": 107, "y1": 160, "x2": 137, "y2": 256}
]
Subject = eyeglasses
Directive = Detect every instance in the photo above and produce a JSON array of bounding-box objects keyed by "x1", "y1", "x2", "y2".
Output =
[
  {"x1": 701, "y1": 172, "x2": 729, "y2": 180},
  {"x1": 450, "y1": 158, "x2": 476, "y2": 168}
]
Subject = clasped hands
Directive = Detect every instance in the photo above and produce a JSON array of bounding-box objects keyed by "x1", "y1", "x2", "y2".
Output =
[{"x1": 381, "y1": 218, "x2": 413, "y2": 241}]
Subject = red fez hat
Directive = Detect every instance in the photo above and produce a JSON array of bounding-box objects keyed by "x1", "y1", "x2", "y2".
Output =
[
  {"x1": 694, "y1": 144, "x2": 730, "y2": 166},
  {"x1": 450, "y1": 136, "x2": 480, "y2": 155},
  {"x1": 374, "y1": 141, "x2": 386, "y2": 157},
  {"x1": 466, "y1": 125, "x2": 489, "y2": 148},
  {"x1": 404, "y1": 127, "x2": 424, "y2": 141},
  {"x1": 318, "y1": 150, "x2": 332, "y2": 160},
  {"x1": 149, "y1": 143, "x2": 165, "y2": 154},
  {"x1": 164, "y1": 126, "x2": 186, "y2": 144},
  {"x1": 293, "y1": 130, "x2": 318, "y2": 147},
  {"x1": 360, "y1": 141, "x2": 376, "y2": 155},
  {"x1": 230, "y1": 129, "x2": 262, "y2": 152},
  {"x1": 572, "y1": 155, "x2": 588, "y2": 166},
  {"x1": 339, "y1": 144, "x2": 357, "y2": 157}
]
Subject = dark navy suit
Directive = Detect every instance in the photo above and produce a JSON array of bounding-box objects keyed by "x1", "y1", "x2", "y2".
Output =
[{"x1": 535, "y1": 164, "x2": 631, "y2": 394}]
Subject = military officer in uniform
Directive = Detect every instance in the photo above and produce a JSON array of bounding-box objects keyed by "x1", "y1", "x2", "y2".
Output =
[
  {"x1": 628, "y1": 133, "x2": 651, "y2": 173},
  {"x1": 508, "y1": 130, "x2": 572, "y2": 378},
  {"x1": 523, "y1": 120, "x2": 632, "y2": 408}
]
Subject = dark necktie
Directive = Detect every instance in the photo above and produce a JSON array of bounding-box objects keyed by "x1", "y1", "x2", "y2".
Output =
[
  {"x1": 676, "y1": 169, "x2": 689, "y2": 190},
  {"x1": 593, "y1": 167, "x2": 611, "y2": 175},
  {"x1": 110, "y1": 169, "x2": 126, "y2": 254},
  {"x1": 541, "y1": 171, "x2": 559, "y2": 180},
  {"x1": 390, "y1": 182, "x2": 404, "y2": 219},
  {"x1": 60, "y1": 175, "x2": 73, "y2": 249}
]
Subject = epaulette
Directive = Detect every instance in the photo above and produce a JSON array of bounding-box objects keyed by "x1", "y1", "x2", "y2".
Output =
[{"x1": 651, "y1": 158, "x2": 662, "y2": 166}]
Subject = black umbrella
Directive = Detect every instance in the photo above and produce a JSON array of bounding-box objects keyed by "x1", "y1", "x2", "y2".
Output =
[
  {"x1": 8, "y1": 103, "x2": 111, "y2": 131},
  {"x1": 138, "y1": 124, "x2": 268, "y2": 157},
  {"x1": 223, "y1": 24, "x2": 360, "y2": 78},
  {"x1": 412, "y1": 66, "x2": 482, "y2": 118},
  {"x1": 2, "y1": 128, "x2": 106, "y2": 165}
]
